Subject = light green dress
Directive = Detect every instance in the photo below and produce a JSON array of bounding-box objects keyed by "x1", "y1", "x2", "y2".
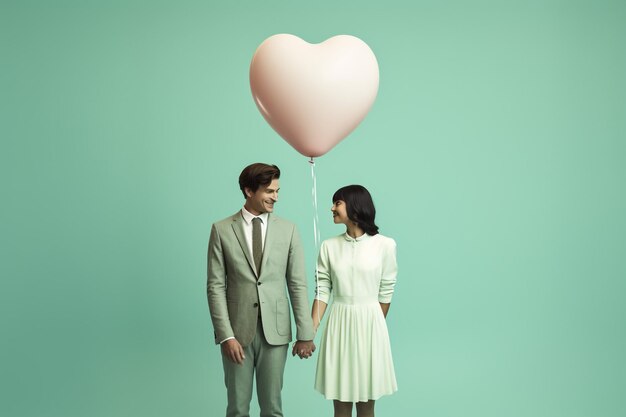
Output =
[{"x1": 314, "y1": 233, "x2": 398, "y2": 402}]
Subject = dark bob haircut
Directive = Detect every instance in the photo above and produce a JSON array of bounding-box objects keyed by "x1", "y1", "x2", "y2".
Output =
[
  {"x1": 239, "y1": 163, "x2": 280, "y2": 198},
  {"x1": 332, "y1": 185, "x2": 379, "y2": 236}
]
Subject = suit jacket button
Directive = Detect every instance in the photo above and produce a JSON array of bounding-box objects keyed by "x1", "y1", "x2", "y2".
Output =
[
  {"x1": 257, "y1": 282, "x2": 261, "y2": 286},
  {"x1": 253, "y1": 303, "x2": 259, "y2": 307}
]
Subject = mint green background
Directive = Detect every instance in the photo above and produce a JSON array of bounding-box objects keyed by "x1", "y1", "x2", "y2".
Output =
[{"x1": 2, "y1": 1, "x2": 625, "y2": 416}]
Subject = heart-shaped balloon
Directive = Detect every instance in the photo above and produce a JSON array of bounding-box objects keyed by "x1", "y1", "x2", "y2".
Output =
[{"x1": 250, "y1": 34, "x2": 379, "y2": 158}]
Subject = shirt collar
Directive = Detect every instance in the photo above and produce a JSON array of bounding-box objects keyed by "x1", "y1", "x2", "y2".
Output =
[{"x1": 241, "y1": 207, "x2": 269, "y2": 225}]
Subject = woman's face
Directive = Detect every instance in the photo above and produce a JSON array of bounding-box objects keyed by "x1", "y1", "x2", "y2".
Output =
[{"x1": 331, "y1": 200, "x2": 349, "y2": 225}]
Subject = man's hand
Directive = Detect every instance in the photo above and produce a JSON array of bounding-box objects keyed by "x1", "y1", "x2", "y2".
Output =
[
  {"x1": 292, "y1": 340, "x2": 316, "y2": 359},
  {"x1": 221, "y1": 339, "x2": 245, "y2": 364}
]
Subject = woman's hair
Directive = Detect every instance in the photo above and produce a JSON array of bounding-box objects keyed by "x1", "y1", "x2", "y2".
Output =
[
  {"x1": 332, "y1": 185, "x2": 379, "y2": 235},
  {"x1": 238, "y1": 163, "x2": 281, "y2": 198}
]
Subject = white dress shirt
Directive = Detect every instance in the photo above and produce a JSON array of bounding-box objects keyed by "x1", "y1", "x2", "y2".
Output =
[{"x1": 240, "y1": 207, "x2": 268, "y2": 261}]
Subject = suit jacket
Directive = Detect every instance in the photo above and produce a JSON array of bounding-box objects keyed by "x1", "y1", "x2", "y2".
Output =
[{"x1": 207, "y1": 211, "x2": 315, "y2": 347}]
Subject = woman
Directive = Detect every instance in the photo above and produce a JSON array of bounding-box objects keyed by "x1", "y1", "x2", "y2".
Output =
[{"x1": 312, "y1": 185, "x2": 398, "y2": 417}]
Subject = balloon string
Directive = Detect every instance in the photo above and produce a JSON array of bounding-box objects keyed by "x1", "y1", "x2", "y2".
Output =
[{"x1": 309, "y1": 157, "x2": 321, "y2": 327}]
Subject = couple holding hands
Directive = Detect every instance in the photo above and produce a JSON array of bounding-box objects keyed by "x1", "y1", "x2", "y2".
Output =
[{"x1": 207, "y1": 163, "x2": 398, "y2": 417}]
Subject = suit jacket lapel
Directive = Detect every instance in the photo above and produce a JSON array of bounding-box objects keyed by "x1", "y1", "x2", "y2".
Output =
[
  {"x1": 260, "y1": 214, "x2": 277, "y2": 276},
  {"x1": 231, "y1": 212, "x2": 258, "y2": 278}
]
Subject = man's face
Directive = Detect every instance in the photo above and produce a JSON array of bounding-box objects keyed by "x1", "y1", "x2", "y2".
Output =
[{"x1": 245, "y1": 178, "x2": 279, "y2": 215}]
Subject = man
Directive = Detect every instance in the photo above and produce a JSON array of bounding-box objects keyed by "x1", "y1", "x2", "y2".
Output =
[{"x1": 207, "y1": 163, "x2": 316, "y2": 417}]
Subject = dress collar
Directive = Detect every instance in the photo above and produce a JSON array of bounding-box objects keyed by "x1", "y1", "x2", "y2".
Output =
[{"x1": 343, "y1": 232, "x2": 371, "y2": 242}]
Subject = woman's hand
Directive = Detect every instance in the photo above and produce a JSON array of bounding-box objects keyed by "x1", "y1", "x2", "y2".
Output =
[{"x1": 292, "y1": 340, "x2": 316, "y2": 359}]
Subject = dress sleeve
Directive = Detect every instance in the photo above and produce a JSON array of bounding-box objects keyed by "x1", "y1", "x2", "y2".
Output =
[
  {"x1": 378, "y1": 238, "x2": 397, "y2": 303},
  {"x1": 314, "y1": 240, "x2": 332, "y2": 304}
]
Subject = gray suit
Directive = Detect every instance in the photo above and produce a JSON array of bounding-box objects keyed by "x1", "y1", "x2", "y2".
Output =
[{"x1": 207, "y1": 211, "x2": 314, "y2": 417}]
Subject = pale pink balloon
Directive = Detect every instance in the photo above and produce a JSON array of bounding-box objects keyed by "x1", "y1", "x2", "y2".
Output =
[{"x1": 250, "y1": 34, "x2": 379, "y2": 158}]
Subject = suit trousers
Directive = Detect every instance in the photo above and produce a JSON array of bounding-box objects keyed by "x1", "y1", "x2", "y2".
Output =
[{"x1": 222, "y1": 319, "x2": 289, "y2": 417}]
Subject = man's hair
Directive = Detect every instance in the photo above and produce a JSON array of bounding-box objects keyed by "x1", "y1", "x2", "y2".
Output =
[
  {"x1": 332, "y1": 185, "x2": 379, "y2": 235},
  {"x1": 239, "y1": 163, "x2": 281, "y2": 198}
]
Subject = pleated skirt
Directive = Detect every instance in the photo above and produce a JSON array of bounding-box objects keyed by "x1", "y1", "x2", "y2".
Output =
[{"x1": 314, "y1": 296, "x2": 397, "y2": 402}]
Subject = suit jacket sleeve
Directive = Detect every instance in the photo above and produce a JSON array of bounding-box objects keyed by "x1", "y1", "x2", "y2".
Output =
[
  {"x1": 285, "y1": 225, "x2": 315, "y2": 341},
  {"x1": 207, "y1": 224, "x2": 234, "y2": 343}
]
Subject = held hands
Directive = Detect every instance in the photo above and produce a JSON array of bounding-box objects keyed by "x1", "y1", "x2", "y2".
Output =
[
  {"x1": 222, "y1": 338, "x2": 315, "y2": 362},
  {"x1": 292, "y1": 340, "x2": 316, "y2": 359},
  {"x1": 221, "y1": 339, "x2": 245, "y2": 365}
]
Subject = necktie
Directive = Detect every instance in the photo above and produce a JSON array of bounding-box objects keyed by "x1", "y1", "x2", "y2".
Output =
[{"x1": 252, "y1": 217, "x2": 263, "y2": 275}]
